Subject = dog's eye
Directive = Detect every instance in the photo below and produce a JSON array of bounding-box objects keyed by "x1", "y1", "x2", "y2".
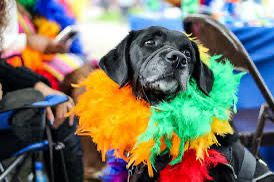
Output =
[
  {"x1": 144, "y1": 39, "x2": 156, "y2": 47},
  {"x1": 183, "y1": 50, "x2": 191, "y2": 57}
]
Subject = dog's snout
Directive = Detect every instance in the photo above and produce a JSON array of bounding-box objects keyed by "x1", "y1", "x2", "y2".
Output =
[{"x1": 165, "y1": 50, "x2": 187, "y2": 68}]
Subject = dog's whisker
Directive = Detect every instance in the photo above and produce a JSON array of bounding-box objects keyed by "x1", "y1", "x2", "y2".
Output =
[
  {"x1": 176, "y1": 60, "x2": 180, "y2": 68},
  {"x1": 141, "y1": 84, "x2": 152, "y2": 105}
]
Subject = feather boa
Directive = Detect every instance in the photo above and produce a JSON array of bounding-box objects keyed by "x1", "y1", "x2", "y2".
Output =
[
  {"x1": 17, "y1": 0, "x2": 36, "y2": 11},
  {"x1": 73, "y1": 70, "x2": 150, "y2": 160},
  {"x1": 34, "y1": 0, "x2": 75, "y2": 29},
  {"x1": 34, "y1": 18, "x2": 61, "y2": 38},
  {"x1": 72, "y1": 46, "x2": 244, "y2": 179}
]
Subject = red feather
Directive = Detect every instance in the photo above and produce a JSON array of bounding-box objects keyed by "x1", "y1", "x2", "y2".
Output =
[{"x1": 160, "y1": 149, "x2": 227, "y2": 182}]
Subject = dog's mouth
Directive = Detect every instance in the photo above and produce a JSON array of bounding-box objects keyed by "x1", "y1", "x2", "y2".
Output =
[
  {"x1": 148, "y1": 79, "x2": 179, "y2": 95},
  {"x1": 140, "y1": 72, "x2": 180, "y2": 96}
]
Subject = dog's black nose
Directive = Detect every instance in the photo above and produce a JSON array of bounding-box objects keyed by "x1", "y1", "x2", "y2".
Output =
[{"x1": 165, "y1": 50, "x2": 188, "y2": 68}]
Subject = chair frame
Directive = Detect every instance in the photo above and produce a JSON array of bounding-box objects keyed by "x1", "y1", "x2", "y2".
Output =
[
  {"x1": 0, "y1": 95, "x2": 69, "y2": 182},
  {"x1": 0, "y1": 154, "x2": 27, "y2": 182},
  {"x1": 0, "y1": 127, "x2": 68, "y2": 182},
  {"x1": 183, "y1": 14, "x2": 274, "y2": 155}
]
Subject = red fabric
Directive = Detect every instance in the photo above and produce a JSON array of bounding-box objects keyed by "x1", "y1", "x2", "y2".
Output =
[
  {"x1": 160, "y1": 149, "x2": 227, "y2": 182},
  {"x1": 37, "y1": 70, "x2": 60, "y2": 90}
]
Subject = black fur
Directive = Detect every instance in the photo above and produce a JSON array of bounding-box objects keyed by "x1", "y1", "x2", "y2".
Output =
[
  {"x1": 99, "y1": 31, "x2": 136, "y2": 87},
  {"x1": 100, "y1": 26, "x2": 213, "y2": 104}
]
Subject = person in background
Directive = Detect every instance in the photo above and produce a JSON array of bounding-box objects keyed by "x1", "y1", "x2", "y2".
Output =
[
  {"x1": 0, "y1": 0, "x2": 83, "y2": 181},
  {"x1": 118, "y1": 0, "x2": 135, "y2": 18},
  {"x1": 14, "y1": 1, "x2": 103, "y2": 180},
  {"x1": 2, "y1": 1, "x2": 68, "y2": 55},
  {"x1": 101, "y1": 0, "x2": 111, "y2": 12},
  {"x1": 2, "y1": 0, "x2": 87, "y2": 91}
]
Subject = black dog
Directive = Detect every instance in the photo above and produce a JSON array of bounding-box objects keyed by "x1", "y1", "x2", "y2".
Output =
[
  {"x1": 99, "y1": 26, "x2": 274, "y2": 181},
  {"x1": 100, "y1": 26, "x2": 213, "y2": 104}
]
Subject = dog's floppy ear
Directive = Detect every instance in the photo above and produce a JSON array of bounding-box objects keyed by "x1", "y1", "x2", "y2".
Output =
[
  {"x1": 99, "y1": 31, "x2": 136, "y2": 87},
  {"x1": 191, "y1": 41, "x2": 214, "y2": 96}
]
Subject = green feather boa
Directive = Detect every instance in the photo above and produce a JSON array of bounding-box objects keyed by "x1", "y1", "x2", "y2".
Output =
[
  {"x1": 17, "y1": 0, "x2": 36, "y2": 11},
  {"x1": 135, "y1": 55, "x2": 245, "y2": 168}
]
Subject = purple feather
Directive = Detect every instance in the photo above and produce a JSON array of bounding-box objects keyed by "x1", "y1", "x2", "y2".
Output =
[{"x1": 101, "y1": 150, "x2": 128, "y2": 182}]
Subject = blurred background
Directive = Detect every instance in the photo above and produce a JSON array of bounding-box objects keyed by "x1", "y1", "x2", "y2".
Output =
[
  {"x1": 1, "y1": 0, "x2": 274, "y2": 181},
  {"x1": 76, "y1": 0, "x2": 274, "y2": 58}
]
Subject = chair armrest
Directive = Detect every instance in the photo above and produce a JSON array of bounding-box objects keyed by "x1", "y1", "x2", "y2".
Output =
[
  {"x1": 0, "y1": 95, "x2": 68, "y2": 130},
  {"x1": 31, "y1": 94, "x2": 69, "y2": 108},
  {"x1": 0, "y1": 111, "x2": 13, "y2": 130}
]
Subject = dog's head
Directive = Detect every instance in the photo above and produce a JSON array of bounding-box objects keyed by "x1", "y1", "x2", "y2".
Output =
[{"x1": 99, "y1": 26, "x2": 214, "y2": 104}]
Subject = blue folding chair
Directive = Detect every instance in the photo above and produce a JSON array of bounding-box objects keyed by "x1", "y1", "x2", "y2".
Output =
[{"x1": 0, "y1": 94, "x2": 68, "y2": 182}]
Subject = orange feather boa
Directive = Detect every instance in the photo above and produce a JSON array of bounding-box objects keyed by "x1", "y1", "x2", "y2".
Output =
[{"x1": 72, "y1": 70, "x2": 150, "y2": 160}]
